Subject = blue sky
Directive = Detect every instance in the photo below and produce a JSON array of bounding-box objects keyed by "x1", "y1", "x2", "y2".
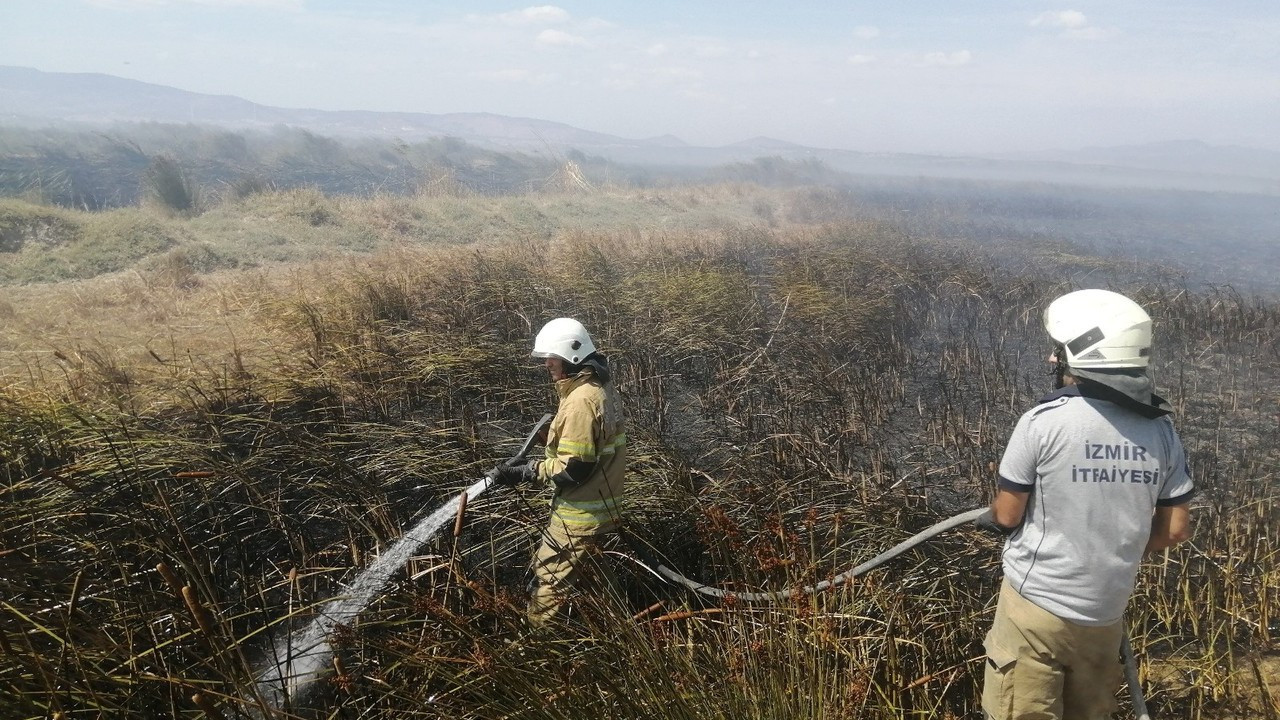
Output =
[{"x1": 2, "y1": 0, "x2": 1278, "y2": 154}]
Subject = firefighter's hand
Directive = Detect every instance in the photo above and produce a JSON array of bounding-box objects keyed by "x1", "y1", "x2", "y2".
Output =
[
  {"x1": 488, "y1": 458, "x2": 535, "y2": 487},
  {"x1": 974, "y1": 508, "x2": 1019, "y2": 536}
]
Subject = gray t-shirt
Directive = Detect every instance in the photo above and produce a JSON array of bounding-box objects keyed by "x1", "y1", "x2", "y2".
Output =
[{"x1": 998, "y1": 386, "x2": 1195, "y2": 625}]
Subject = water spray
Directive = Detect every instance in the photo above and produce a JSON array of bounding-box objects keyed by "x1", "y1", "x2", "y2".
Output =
[{"x1": 254, "y1": 414, "x2": 552, "y2": 710}]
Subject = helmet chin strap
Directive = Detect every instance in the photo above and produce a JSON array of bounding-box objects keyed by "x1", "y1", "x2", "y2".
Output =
[{"x1": 1050, "y1": 344, "x2": 1068, "y2": 390}]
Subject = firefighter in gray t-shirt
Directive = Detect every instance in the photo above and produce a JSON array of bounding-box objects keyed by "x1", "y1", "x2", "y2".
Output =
[{"x1": 977, "y1": 289, "x2": 1194, "y2": 720}]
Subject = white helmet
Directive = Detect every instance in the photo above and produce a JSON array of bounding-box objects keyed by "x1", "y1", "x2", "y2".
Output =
[
  {"x1": 1043, "y1": 289, "x2": 1151, "y2": 369},
  {"x1": 531, "y1": 317, "x2": 596, "y2": 365}
]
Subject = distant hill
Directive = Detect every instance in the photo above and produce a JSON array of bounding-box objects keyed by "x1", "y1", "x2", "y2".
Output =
[
  {"x1": 0, "y1": 65, "x2": 655, "y2": 152},
  {"x1": 727, "y1": 136, "x2": 810, "y2": 151},
  {"x1": 998, "y1": 139, "x2": 1280, "y2": 183},
  {"x1": 2, "y1": 65, "x2": 1279, "y2": 196}
]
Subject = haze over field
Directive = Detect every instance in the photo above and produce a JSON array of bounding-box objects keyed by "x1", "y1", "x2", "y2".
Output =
[
  {"x1": 2, "y1": 4, "x2": 1280, "y2": 719},
  {"x1": 2, "y1": 2, "x2": 1278, "y2": 286},
  {"x1": 2, "y1": 0, "x2": 1278, "y2": 156}
]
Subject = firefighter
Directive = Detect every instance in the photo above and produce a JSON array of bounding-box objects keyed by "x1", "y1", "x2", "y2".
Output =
[
  {"x1": 977, "y1": 289, "x2": 1195, "y2": 720},
  {"x1": 489, "y1": 318, "x2": 627, "y2": 627}
]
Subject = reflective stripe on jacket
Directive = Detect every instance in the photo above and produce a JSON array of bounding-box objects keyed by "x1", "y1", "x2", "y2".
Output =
[{"x1": 535, "y1": 367, "x2": 627, "y2": 534}]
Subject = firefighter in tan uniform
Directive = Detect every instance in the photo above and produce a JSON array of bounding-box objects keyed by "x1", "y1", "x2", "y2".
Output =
[
  {"x1": 977, "y1": 290, "x2": 1194, "y2": 720},
  {"x1": 489, "y1": 318, "x2": 627, "y2": 627}
]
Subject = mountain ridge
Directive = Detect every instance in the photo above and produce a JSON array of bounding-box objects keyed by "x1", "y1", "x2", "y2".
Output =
[
  {"x1": 3, "y1": 65, "x2": 1278, "y2": 195},
  {"x1": 0, "y1": 65, "x2": 678, "y2": 150}
]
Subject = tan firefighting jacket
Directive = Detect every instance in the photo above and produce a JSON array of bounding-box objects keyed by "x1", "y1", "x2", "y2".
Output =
[{"x1": 534, "y1": 365, "x2": 627, "y2": 535}]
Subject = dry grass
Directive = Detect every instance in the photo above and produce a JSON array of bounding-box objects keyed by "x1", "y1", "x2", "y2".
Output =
[{"x1": 0, "y1": 188, "x2": 1275, "y2": 719}]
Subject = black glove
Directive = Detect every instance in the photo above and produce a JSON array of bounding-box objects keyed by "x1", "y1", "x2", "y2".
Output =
[
  {"x1": 488, "y1": 458, "x2": 536, "y2": 487},
  {"x1": 975, "y1": 508, "x2": 1020, "y2": 537}
]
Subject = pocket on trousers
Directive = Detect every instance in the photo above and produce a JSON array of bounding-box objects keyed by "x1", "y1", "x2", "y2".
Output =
[{"x1": 981, "y1": 638, "x2": 1019, "y2": 720}]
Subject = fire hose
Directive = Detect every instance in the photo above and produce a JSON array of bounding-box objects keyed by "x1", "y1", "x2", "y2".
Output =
[
  {"x1": 476, "y1": 416, "x2": 1151, "y2": 718},
  {"x1": 648, "y1": 506, "x2": 1151, "y2": 719},
  {"x1": 495, "y1": 412, "x2": 554, "y2": 482},
  {"x1": 654, "y1": 507, "x2": 986, "y2": 601}
]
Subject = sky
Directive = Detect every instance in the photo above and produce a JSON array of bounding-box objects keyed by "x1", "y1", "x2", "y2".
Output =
[{"x1": 1, "y1": 0, "x2": 1278, "y2": 155}]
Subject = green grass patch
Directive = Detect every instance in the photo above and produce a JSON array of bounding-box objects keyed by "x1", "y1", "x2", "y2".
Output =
[{"x1": 0, "y1": 204, "x2": 187, "y2": 282}]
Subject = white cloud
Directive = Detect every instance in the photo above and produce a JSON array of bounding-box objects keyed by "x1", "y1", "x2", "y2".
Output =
[
  {"x1": 1030, "y1": 11, "x2": 1115, "y2": 40},
  {"x1": 646, "y1": 43, "x2": 668, "y2": 56},
  {"x1": 1031, "y1": 10, "x2": 1088, "y2": 29},
  {"x1": 920, "y1": 50, "x2": 972, "y2": 67},
  {"x1": 848, "y1": 53, "x2": 876, "y2": 65},
  {"x1": 496, "y1": 6, "x2": 569, "y2": 25},
  {"x1": 853, "y1": 25, "x2": 880, "y2": 40},
  {"x1": 694, "y1": 43, "x2": 729, "y2": 58},
  {"x1": 536, "y1": 28, "x2": 587, "y2": 47}
]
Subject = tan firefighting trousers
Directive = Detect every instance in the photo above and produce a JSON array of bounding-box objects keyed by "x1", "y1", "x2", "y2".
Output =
[
  {"x1": 527, "y1": 368, "x2": 626, "y2": 627},
  {"x1": 527, "y1": 517, "x2": 618, "y2": 627},
  {"x1": 982, "y1": 580, "x2": 1125, "y2": 720}
]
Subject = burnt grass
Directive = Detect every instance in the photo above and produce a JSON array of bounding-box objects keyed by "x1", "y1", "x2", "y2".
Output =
[{"x1": 1, "y1": 223, "x2": 1277, "y2": 719}]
